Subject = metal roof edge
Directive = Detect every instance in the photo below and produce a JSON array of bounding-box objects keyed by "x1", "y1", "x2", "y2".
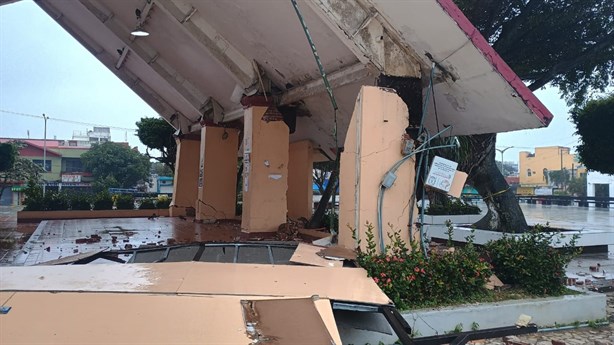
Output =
[{"x1": 436, "y1": 0, "x2": 554, "y2": 127}]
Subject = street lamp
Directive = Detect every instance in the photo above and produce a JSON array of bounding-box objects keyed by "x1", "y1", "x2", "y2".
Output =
[{"x1": 496, "y1": 146, "x2": 514, "y2": 175}]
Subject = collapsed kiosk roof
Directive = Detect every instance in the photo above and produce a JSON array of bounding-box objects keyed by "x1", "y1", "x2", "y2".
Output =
[{"x1": 33, "y1": 0, "x2": 552, "y2": 156}]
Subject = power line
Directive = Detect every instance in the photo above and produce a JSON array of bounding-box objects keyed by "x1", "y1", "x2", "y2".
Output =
[{"x1": 0, "y1": 109, "x2": 137, "y2": 131}]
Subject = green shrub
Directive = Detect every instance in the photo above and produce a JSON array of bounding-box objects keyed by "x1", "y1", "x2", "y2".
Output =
[
  {"x1": 485, "y1": 225, "x2": 580, "y2": 296},
  {"x1": 139, "y1": 198, "x2": 156, "y2": 210},
  {"x1": 156, "y1": 195, "x2": 171, "y2": 209},
  {"x1": 23, "y1": 180, "x2": 44, "y2": 211},
  {"x1": 322, "y1": 209, "x2": 339, "y2": 233},
  {"x1": 93, "y1": 191, "x2": 113, "y2": 210},
  {"x1": 43, "y1": 191, "x2": 70, "y2": 211},
  {"x1": 69, "y1": 193, "x2": 92, "y2": 210},
  {"x1": 425, "y1": 200, "x2": 481, "y2": 215},
  {"x1": 355, "y1": 223, "x2": 491, "y2": 310},
  {"x1": 115, "y1": 194, "x2": 135, "y2": 210}
]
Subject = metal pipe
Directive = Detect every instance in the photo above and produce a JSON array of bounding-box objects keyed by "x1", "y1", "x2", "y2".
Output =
[{"x1": 42, "y1": 113, "x2": 48, "y2": 196}]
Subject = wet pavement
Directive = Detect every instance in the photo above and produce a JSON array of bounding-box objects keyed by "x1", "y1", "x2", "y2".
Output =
[
  {"x1": 0, "y1": 206, "x2": 37, "y2": 265},
  {"x1": 10, "y1": 217, "x2": 244, "y2": 266},
  {"x1": 520, "y1": 203, "x2": 614, "y2": 232}
]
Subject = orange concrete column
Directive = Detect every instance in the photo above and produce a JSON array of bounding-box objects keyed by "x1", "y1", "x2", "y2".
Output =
[
  {"x1": 196, "y1": 126, "x2": 239, "y2": 221},
  {"x1": 170, "y1": 135, "x2": 200, "y2": 217},
  {"x1": 287, "y1": 140, "x2": 314, "y2": 220},
  {"x1": 241, "y1": 106, "x2": 289, "y2": 233},
  {"x1": 338, "y1": 86, "x2": 418, "y2": 253}
]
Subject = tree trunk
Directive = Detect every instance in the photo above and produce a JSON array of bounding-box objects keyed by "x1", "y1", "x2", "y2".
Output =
[
  {"x1": 459, "y1": 134, "x2": 528, "y2": 232},
  {"x1": 307, "y1": 159, "x2": 339, "y2": 229}
]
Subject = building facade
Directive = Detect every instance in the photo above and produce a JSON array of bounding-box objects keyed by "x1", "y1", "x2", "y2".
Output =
[
  {"x1": 587, "y1": 171, "x2": 614, "y2": 208},
  {"x1": 518, "y1": 146, "x2": 586, "y2": 194},
  {"x1": 0, "y1": 138, "x2": 94, "y2": 206}
]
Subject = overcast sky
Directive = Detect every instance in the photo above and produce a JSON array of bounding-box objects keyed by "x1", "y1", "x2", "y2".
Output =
[{"x1": 0, "y1": 1, "x2": 581, "y2": 163}]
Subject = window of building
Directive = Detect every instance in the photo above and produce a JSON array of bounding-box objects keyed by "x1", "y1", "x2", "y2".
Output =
[
  {"x1": 527, "y1": 169, "x2": 532, "y2": 177},
  {"x1": 33, "y1": 159, "x2": 52, "y2": 172},
  {"x1": 63, "y1": 158, "x2": 84, "y2": 173}
]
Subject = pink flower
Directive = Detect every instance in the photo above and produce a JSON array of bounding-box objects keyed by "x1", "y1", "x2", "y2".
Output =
[
  {"x1": 373, "y1": 277, "x2": 379, "y2": 284},
  {"x1": 414, "y1": 267, "x2": 420, "y2": 273},
  {"x1": 380, "y1": 272, "x2": 386, "y2": 278}
]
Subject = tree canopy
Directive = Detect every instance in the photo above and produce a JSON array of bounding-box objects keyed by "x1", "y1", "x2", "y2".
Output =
[
  {"x1": 571, "y1": 94, "x2": 614, "y2": 174},
  {"x1": 0, "y1": 142, "x2": 42, "y2": 200},
  {"x1": 446, "y1": 0, "x2": 614, "y2": 232},
  {"x1": 0, "y1": 143, "x2": 16, "y2": 172},
  {"x1": 136, "y1": 117, "x2": 177, "y2": 172},
  {"x1": 81, "y1": 142, "x2": 150, "y2": 189},
  {"x1": 455, "y1": 0, "x2": 614, "y2": 105}
]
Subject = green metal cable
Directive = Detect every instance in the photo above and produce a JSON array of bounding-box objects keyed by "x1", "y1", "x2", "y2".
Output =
[{"x1": 290, "y1": 0, "x2": 340, "y2": 233}]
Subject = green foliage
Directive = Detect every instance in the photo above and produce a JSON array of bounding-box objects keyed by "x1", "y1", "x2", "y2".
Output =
[
  {"x1": 68, "y1": 193, "x2": 92, "y2": 211},
  {"x1": 23, "y1": 180, "x2": 45, "y2": 211},
  {"x1": 92, "y1": 191, "x2": 114, "y2": 210},
  {"x1": 571, "y1": 94, "x2": 614, "y2": 174},
  {"x1": 355, "y1": 223, "x2": 491, "y2": 310},
  {"x1": 0, "y1": 154, "x2": 42, "y2": 201},
  {"x1": 424, "y1": 200, "x2": 481, "y2": 215},
  {"x1": 322, "y1": 209, "x2": 338, "y2": 233},
  {"x1": 22, "y1": 182, "x2": 71, "y2": 211},
  {"x1": 114, "y1": 194, "x2": 135, "y2": 210},
  {"x1": 136, "y1": 117, "x2": 176, "y2": 172},
  {"x1": 567, "y1": 175, "x2": 587, "y2": 197},
  {"x1": 156, "y1": 195, "x2": 171, "y2": 209},
  {"x1": 139, "y1": 198, "x2": 157, "y2": 210},
  {"x1": 485, "y1": 225, "x2": 581, "y2": 296},
  {"x1": 454, "y1": 0, "x2": 614, "y2": 105},
  {"x1": 151, "y1": 162, "x2": 173, "y2": 176},
  {"x1": 92, "y1": 175, "x2": 119, "y2": 193},
  {"x1": 548, "y1": 170, "x2": 570, "y2": 189},
  {"x1": 81, "y1": 142, "x2": 150, "y2": 189},
  {"x1": 43, "y1": 191, "x2": 70, "y2": 211},
  {"x1": 0, "y1": 142, "x2": 16, "y2": 171}
]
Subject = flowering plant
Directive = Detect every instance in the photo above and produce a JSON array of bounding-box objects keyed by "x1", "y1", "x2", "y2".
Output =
[{"x1": 355, "y1": 223, "x2": 491, "y2": 310}]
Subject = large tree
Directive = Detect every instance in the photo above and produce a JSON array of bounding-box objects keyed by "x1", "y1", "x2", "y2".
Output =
[
  {"x1": 136, "y1": 117, "x2": 177, "y2": 172},
  {"x1": 0, "y1": 142, "x2": 42, "y2": 201},
  {"x1": 452, "y1": 0, "x2": 614, "y2": 232},
  {"x1": 571, "y1": 94, "x2": 614, "y2": 175},
  {"x1": 81, "y1": 142, "x2": 151, "y2": 189},
  {"x1": 0, "y1": 143, "x2": 16, "y2": 172}
]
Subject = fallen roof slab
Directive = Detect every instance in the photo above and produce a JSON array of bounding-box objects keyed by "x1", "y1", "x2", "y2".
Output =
[
  {"x1": 0, "y1": 292, "x2": 342, "y2": 345},
  {"x1": 0, "y1": 261, "x2": 390, "y2": 305}
]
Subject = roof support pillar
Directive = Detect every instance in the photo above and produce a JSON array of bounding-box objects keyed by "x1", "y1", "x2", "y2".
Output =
[
  {"x1": 338, "y1": 86, "x2": 418, "y2": 253},
  {"x1": 241, "y1": 106, "x2": 289, "y2": 233},
  {"x1": 170, "y1": 135, "x2": 201, "y2": 217},
  {"x1": 287, "y1": 140, "x2": 315, "y2": 220},
  {"x1": 196, "y1": 126, "x2": 240, "y2": 221}
]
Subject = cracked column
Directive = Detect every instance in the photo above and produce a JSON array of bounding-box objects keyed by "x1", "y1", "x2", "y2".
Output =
[
  {"x1": 170, "y1": 135, "x2": 200, "y2": 217},
  {"x1": 196, "y1": 126, "x2": 239, "y2": 221},
  {"x1": 241, "y1": 105, "x2": 289, "y2": 233},
  {"x1": 287, "y1": 140, "x2": 315, "y2": 220},
  {"x1": 338, "y1": 86, "x2": 418, "y2": 252}
]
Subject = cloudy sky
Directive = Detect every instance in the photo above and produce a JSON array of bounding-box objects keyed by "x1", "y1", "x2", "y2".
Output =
[{"x1": 0, "y1": 0, "x2": 581, "y2": 162}]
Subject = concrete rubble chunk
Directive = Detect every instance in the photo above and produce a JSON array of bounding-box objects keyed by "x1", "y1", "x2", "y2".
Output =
[
  {"x1": 595, "y1": 340, "x2": 613, "y2": 345},
  {"x1": 503, "y1": 335, "x2": 531, "y2": 345}
]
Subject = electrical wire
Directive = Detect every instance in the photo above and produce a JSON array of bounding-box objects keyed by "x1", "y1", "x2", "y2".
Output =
[{"x1": 0, "y1": 109, "x2": 137, "y2": 131}]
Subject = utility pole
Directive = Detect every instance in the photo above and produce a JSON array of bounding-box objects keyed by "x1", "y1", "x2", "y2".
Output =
[
  {"x1": 496, "y1": 146, "x2": 514, "y2": 176},
  {"x1": 42, "y1": 113, "x2": 48, "y2": 196}
]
